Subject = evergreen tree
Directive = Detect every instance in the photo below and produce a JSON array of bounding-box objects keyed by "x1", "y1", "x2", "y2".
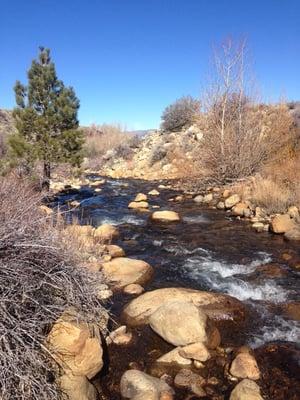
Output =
[{"x1": 11, "y1": 47, "x2": 83, "y2": 187}]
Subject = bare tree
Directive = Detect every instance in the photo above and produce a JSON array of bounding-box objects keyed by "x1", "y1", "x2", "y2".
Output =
[{"x1": 200, "y1": 38, "x2": 294, "y2": 182}]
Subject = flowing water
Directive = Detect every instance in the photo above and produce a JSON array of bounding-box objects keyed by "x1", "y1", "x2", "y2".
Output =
[{"x1": 54, "y1": 176, "x2": 300, "y2": 399}]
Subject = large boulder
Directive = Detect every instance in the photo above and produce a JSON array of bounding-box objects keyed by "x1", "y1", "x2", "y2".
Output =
[
  {"x1": 94, "y1": 224, "x2": 119, "y2": 242},
  {"x1": 102, "y1": 257, "x2": 153, "y2": 288},
  {"x1": 230, "y1": 379, "x2": 263, "y2": 400},
  {"x1": 59, "y1": 374, "x2": 97, "y2": 400},
  {"x1": 270, "y1": 214, "x2": 296, "y2": 234},
  {"x1": 47, "y1": 318, "x2": 103, "y2": 379},
  {"x1": 230, "y1": 352, "x2": 260, "y2": 380},
  {"x1": 123, "y1": 288, "x2": 245, "y2": 326},
  {"x1": 151, "y1": 211, "x2": 180, "y2": 222},
  {"x1": 149, "y1": 301, "x2": 208, "y2": 346},
  {"x1": 225, "y1": 194, "x2": 241, "y2": 209},
  {"x1": 120, "y1": 370, "x2": 173, "y2": 399}
]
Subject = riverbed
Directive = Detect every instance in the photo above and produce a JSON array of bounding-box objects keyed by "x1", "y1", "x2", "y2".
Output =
[{"x1": 54, "y1": 176, "x2": 300, "y2": 399}]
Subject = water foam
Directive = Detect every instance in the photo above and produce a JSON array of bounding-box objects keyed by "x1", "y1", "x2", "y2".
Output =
[{"x1": 183, "y1": 215, "x2": 211, "y2": 224}]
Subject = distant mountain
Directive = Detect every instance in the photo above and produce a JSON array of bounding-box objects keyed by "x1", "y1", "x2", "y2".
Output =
[{"x1": 126, "y1": 129, "x2": 156, "y2": 137}]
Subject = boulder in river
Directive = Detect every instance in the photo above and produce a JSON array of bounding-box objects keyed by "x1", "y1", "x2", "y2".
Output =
[
  {"x1": 179, "y1": 342, "x2": 211, "y2": 362},
  {"x1": 149, "y1": 301, "x2": 208, "y2": 346},
  {"x1": 128, "y1": 201, "x2": 149, "y2": 209},
  {"x1": 148, "y1": 189, "x2": 160, "y2": 196},
  {"x1": 151, "y1": 211, "x2": 180, "y2": 222},
  {"x1": 232, "y1": 202, "x2": 251, "y2": 217},
  {"x1": 156, "y1": 347, "x2": 192, "y2": 366},
  {"x1": 124, "y1": 283, "x2": 145, "y2": 295},
  {"x1": 229, "y1": 379, "x2": 263, "y2": 400},
  {"x1": 134, "y1": 193, "x2": 148, "y2": 202},
  {"x1": 284, "y1": 226, "x2": 300, "y2": 241},
  {"x1": 230, "y1": 352, "x2": 260, "y2": 380},
  {"x1": 123, "y1": 287, "x2": 246, "y2": 326},
  {"x1": 102, "y1": 257, "x2": 153, "y2": 288},
  {"x1": 94, "y1": 223, "x2": 119, "y2": 242},
  {"x1": 194, "y1": 194, "x2": 204, "y2": 203},
  {"x1": 120, "y1": 369, "x2": 174, "y2": 399},
  {"x1": 106, "y1": 244, "x2": 125, "y2": 258},
  {"x1": 270, "y1": 214, "x2": 296, "y2": 233}
]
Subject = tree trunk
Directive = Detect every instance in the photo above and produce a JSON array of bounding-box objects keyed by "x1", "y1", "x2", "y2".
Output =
[{"x1": 42, "y1": 161, "x2": 51, "y2": 190}]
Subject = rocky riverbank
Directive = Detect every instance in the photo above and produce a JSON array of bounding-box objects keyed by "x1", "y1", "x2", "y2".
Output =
[{"x1": 46, "y1": 174, "x2": 300, "y2": 400}]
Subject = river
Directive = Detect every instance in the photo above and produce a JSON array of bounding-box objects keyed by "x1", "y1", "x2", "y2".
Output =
[{"x1": 54, "y1": 176, "x2": 300, "y2": 399}]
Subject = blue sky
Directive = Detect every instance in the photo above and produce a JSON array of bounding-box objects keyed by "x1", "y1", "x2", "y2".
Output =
[{"x1": 0, "y1": 0, "x2": 299, "y2": 129}]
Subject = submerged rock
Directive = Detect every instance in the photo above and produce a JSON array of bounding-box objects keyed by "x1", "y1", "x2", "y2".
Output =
[
  {"x1": 102, "y1": 257, "x2": 153, "y2": 288},
  {"x1": 149, "y1": 301, "x2": 208, "y2": 346},
  {"x1": 120, "y1": 369, "x2": 174, "y2": 399},
  {"x1": 123, "y1": 287, "x2": 245, "y2": 326},
  {"x1": 229, "y1": 379, "x2": 263, "y2": 400},
  {"x1": 151, "y1": 211, "x2": 180, "y2": 222}
]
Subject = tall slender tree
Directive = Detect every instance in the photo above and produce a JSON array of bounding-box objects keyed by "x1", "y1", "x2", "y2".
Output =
[{"x1": 11, "y1": 47, "x2": 83, "y2": 187}]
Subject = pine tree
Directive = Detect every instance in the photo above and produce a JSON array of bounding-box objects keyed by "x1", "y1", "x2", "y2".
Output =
[{"x1": 11, "y1": 47, "x2": 83, "y2": 187}]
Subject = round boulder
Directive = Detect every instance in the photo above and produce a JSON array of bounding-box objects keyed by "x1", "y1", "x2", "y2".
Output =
[
  {"x1": 102, "y1": 257, "x2": 153, "y2": 288},
  {"x1": 94, "y1": 224, "x2": 119, "y2": 242},
  {"x1": 123, "y1": 287, "x2": 245, "y2": 326},
  {"x1": 230, "y1": 379, "x2": 263, "y2": 400},
  {"x1": 151, "y1": 211, "x2": 180, "y2": 222},
  {"x1": 230, "y1": 352, "x2": 260, "y2": 380},
  {"x1": 149, "y1": 301, "x2": 208, "y2": 346}
]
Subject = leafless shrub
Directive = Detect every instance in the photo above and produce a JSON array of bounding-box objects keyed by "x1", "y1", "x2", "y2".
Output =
[
  {"x1": 0, "y1": 175, "x2": 107, "y2": 400},
  {"x1": 161, "y1": 96, "x2": 200, "y2": 132},
  {"x1": 149, "y1": 145, "x2": 167, "y2": 166},
  {"x1": 201, "y1": 38, "x2": 295, "y2": 183},
  {"x1": 84, "y1": 123, "x2": 133, "y2": 160}
]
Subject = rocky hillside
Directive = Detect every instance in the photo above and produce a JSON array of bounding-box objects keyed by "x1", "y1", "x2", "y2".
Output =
[{"x1": 101, "y1": 125, "x2": 204, "y2": 180}]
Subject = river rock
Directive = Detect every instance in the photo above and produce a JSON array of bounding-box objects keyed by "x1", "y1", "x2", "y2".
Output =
[
  {"x1": 223, "y1": 189, "x2": 230, "y2": 198},
  {"x1": 179, "y1": 342, "x2": 210, "y2": 362},
  {"x1": 284, "y1": 226, "x2": 300, "y2": 241},
  {"x1": 59, "y1": 374, "x2": 97, "y2": 400},
  {"x1": 149, "y1": 301, "x2": 208, "y2": 346},
  {"x1": 108, "y1": 325, "x2": 133, "y2": 345},
  {"x1": 194, "y1": 195, "x2": 204, "y2": 203},
  {"x1": 94, "y1": 224, "x2": 119, "y2": 242},
  {"x1": 106, "y1": 244, "x2": 125, "y2": 258},
  {"x1": 203, "y1": 193, "x2": 213, "y2": 203},
  {"x1": 151, "y1": 211, "x2": 180, "y2": 222},
  {"x1": 216, "y1": 201, "x2": 225, "y2": 210},
  {"x1": 225, "y1": 194, "x2": 241, "y2": 209},
  {"x1": 102, "y1": 257, "x2": 153, "y2": 288},
  {"x1": 270, "y1": 214, "x2": 296, "y2": 233},
  {"x1": 123, "y1": 287, "x2": 245, "y2": 326},
  {"x1": 47, "y1": 318, "x2": 103, "y2": 379},
  {"x1": 120, "y1": 370, "x2": 174, "y2": 399},
  {"x1": 148, "y1": 189, "x2": 160, "y2": 196},
  {"x1": 232, "y1": 202, "x2": 251, "y2": 217},
  {"x1": 229, "y1": 379, "x2": 263, "y2": 400},
  {"x1": 124, "y1": 283, "x2": 144, "y2": 295},
  {"x1": 230, "y1": 352, "x2": 260, "y2": 380},
  {"x1": 174, "y1": 368, "x2": 205, "y2": 390},
  {"x1": 252, "y1": 222, "x2": 265, "y2": 233},
  {"x1": 134, "y1": 193, "x2": 148, "y2": 202},
  {"x1": 128, "y1": 201, "x2": 149, "y2": 209},
  {"x1": 157, "y1": 347, "x2": 192, "y2": 366}
]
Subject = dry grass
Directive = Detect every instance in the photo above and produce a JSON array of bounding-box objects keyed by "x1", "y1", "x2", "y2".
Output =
[
  {"x1": 84, "y1": 123, "x2": 133, "y2": 159},
  {"x1": 250, "y1": 156, "x2": 300, "y2": 214},
  {"x1": 0, "y1": 175, "x2": 107, "y2": 400}
]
